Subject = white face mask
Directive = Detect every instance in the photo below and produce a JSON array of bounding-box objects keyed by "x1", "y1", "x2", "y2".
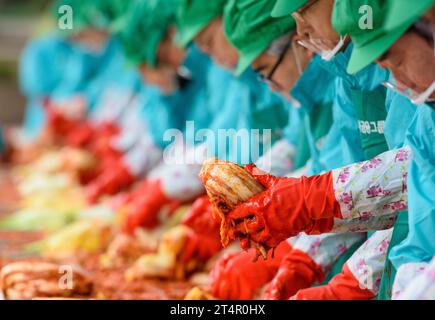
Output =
[
  {"x1": 383, "y1": 80, "x2": 435, "y2": 105},
  {"x1": 298, "y1": 35, "x2": 348, "y2": 61}
]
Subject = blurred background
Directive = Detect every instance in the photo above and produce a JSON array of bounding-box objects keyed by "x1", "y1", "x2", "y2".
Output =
[{"x1": 0, "y1": 0, "x2": 51, "y2": 126}]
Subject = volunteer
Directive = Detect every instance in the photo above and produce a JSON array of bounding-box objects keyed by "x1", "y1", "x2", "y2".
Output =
[
  {"x1": 66, "y1": 0, "x2": 168, "y2": 196},
  {"x1": 170, "y1": 0, "x2": 306, "y2": 275},
  {"x1": 18, "y1": 0, "x2": 115, "y2": 145},
  {"x1": 207, "y1": 0, "x2": 367, "y2": 300},
  {"x1": 113, "y1": 0, "x2": 291, "y2": 234},
  {"x1": 91, "y1": 0, "x2": 231, "y2": 227},
  {"x1": 288, "y1": 0, "x2": 434, "y2": 300},
  {"x1": 342, "y1": 0, "x2": 434, "y2": 299},
  {"x1": 229, "y1": 0, "x2": 432, "y2": 300},
  {"x1": 216, "y1": 0, "x2": 423, "y2": 300}
]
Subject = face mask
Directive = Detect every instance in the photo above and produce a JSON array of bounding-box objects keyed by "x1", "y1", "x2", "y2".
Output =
[
  {"x1": 384, "y1": 20, "x2": 435, "y2": 105},
  {"x1": 174, "y1": 65, "x2": 192, "y2": 91},
  {"x1": 298, "y1": 35, "x2": 347, "y2": 61},
  {"x1": 383, "y1": 80, "x2": 435, "y2": 105}
]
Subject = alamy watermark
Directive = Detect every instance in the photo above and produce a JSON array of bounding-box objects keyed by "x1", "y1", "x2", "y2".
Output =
[
  {"x1": 58, "y1": 5, "x2": 73, "y2": 31},
  {"x1": 161, "y1": 121, "x2": 273, "y2": 169},
  {"x1": 58, "y1": 264, "x2": 74, "y2": 290},
  {"x1": 359, "y1": 5, "x2": 374, "y2": 30}
]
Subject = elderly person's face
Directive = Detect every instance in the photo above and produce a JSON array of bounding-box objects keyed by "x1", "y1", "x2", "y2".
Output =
[
  {"x1": 194, "y1": 17, "x2": 239, "y2": 70},
  {"x1": 139, "y1": 64, "x2": 179, "y2": 94},
  {"x1": 293, "y1": 0, "x2": 345, "y2": 52},
  {"x1": 140, "y1": 28, "x2": 187, "y2": 94},
  {"x1": 252, "y1": 38, "x2": 313, "y2": 100},
  {"x1": 377, "y1": 20, "x2": 435, "y2": 100},
  {"x1": 156, "y1": 28, "x2": 187, "y2": 71}
]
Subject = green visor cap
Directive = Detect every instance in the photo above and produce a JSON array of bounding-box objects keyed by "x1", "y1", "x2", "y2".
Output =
[
  {"x1": 88, "y1": 0, "x2": 131, "y2": 34},
  {"x1": 271, "y1": 0, "x2": 308, "y2": 18},
  {"x1": 224, "y1": 0, "x2": 296, "y2": 76},
  {"x1": 385, "y1": 0, "x2": 434, "y2": 31},
  {"x1": 176, "y1": 0, "x2": 228, "y2": 48},
  {"x1": 332, "y1": 0, "x2": 409, "y2": 74},
  {"x1": 118, "y1": 0, "x2": 175, "y2": 67}
]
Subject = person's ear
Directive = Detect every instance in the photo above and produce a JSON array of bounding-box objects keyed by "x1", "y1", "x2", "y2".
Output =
[
  {"x1": 423, "y1": 6, "x2": 435, "y2": 25},
  {"x1": 167, "y1": 27, "x2": 177, "y2": 41}
]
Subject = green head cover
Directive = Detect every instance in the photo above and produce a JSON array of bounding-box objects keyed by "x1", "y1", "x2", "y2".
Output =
[
  {"x1": 385, "y1": 0, "x2": 434, "y2": 31},
  {"x1": 271, "y1": 0, "x2": 308, "y2": 18},
  {"x1": 176, "y1": 0, "x2": 229, "y2": 47},
  {"x1": 53, "y1": 0, "x2": 129, "y2": 35},
  {"x1": 118, "y1": 0, "x2": 175, "y2": 67},
  {"x1": 224, "y1": 0, "x2": 296, "y2": 76},
  {"x1": 85, "y1": 0, "x2": 131, "y2": 34},
  {"x1": 332, "y1": 0, "x2": 412, "y2": 74}
]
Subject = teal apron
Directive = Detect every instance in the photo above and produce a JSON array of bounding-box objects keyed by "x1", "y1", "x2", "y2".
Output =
[
  {"x1": 352, "y1": 86, "x2": 389, "y2": 239},
  {"x1": 352, "y1": 86, "x2": 409, "y2": 300},
  {"x1": 294, "y1": 102, "x2": 334, "y2": 170},
  {"x1": 350, "y1": 87, "x2": 389, "y2": 160},
  {"x1": 320, "y1": 87, "x2": 389, "y2": 284},
  {"x1": 250, "y1": 100, "x2": 290, "y2": 163},
  {"x1": 377, "y1": 212, "x2": 409, "y2": 300},
  {"x1": 293, "y1": 119, "x2": 311, "y2": 170}
]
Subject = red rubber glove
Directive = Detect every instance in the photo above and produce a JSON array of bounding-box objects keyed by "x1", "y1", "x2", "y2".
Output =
[
  {"x1": 89, "y1": 122, "x2": 122, "y2": 160},
  {"x1": 65, "y1": 122, "x2": 95, "y2": 147},
  {"x1": 124, "y1": 179, "x2": 172, "y2": 233},
  {"x1": 209, "y1": 241, "x2": 292, "y2": 300},
  {"x1": 179, "y1": 196, "x2": 222, "y2": 264},
  {"x1": 290, "y1": 263, "x2": 376, "y2": 300},
  {"x1": 98, "y1": 121, "x2": 120, "y2": 138},
  {"x1": 228, "y1": 164, "x2": 343, "y2": 250},
  {"x1": 45, "y1": 104, "x2": 76, "y2": 137},
  {"x1": 263, "y1": 249, "x2": 325, "y2": 300},
  {"x1": 86, "y1": 159, "x2": 135, "y2": 204}
]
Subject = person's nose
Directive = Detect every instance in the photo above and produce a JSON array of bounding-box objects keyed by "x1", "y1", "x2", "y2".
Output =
[{"x1": 295, "y1": 19, "x2": 312, "y2": 40}]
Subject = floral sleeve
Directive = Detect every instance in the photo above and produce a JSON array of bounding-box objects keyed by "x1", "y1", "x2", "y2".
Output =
[
  {"x1": 330, "y1": 214, "x2": 398, "y2": 233},
  {"x1": 292, "y1": 232, "x2": 366, "y2": 276},
  {"x1": 332, "y1": 146, "x2": 411, "y2": 223},
  {"x1": 392, "y1": 257, "x2": 435, "y2": 300},
  {"x1": 148, "y1": 143, "x2": 207, "y2": 201},
  {"x1": 346, "y1": 229, "x2": 394, "y2": 295},
  {"x1": 124, "y1": 134, "x2": 163, "y2": 178}
]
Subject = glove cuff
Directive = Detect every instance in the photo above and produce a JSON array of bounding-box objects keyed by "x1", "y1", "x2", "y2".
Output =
[
  {"x1": 291, "y1": 263, "x2": 376, "y2": 300},
  {"x1": 298, "y1": 172, "x2": 343, "y2": 234},
  {"x1": 282, "y1": 249, "x2": 325, "y2": 284}
]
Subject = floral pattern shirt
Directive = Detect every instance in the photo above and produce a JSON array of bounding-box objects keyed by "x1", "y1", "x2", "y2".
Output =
[
  {"x1": 124, "y1": 133, "x2": 163, "y2": 178},
  {"x1": 331, "y1": 146, "x2": 412, "y2": 232},
  {"x1": 148, "y1": 142, "x2": 207, "y2": 201},
  {"x1": 292, "y1": 232, "x2": 366, "y2": 276},
  {"x1": 347, "y1": 229, "x2": 393, "y2": 294},
  {"x1": 392, "y1": 257, "x2": 435, "y2": 300}
]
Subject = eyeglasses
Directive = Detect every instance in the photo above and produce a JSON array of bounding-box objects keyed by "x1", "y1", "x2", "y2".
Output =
[
  {"x1": 412, "y1": 18, "x2": 435, "y2": 51},
  {"x1": 258, "y1": 41, "x2": 291, "y2": 87},
  {"x1": 383, "y1": 80, "x2": 435, "y2": 105},
  {"x1": 291, "y1": 0, "x2": 320, "y2": 24},
  {"x1": 258, "y1": 39, "x2": 304, "y2": 89},
  {"x1": 381, "y1": 18, "x2": 435, "y2": 105}
]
